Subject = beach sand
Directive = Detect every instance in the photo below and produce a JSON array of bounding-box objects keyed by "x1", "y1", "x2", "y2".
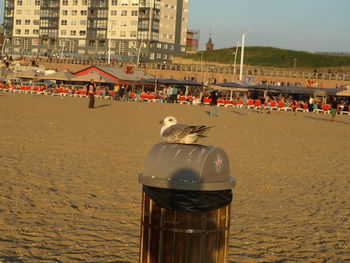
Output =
[{"x1": 0, "y1": 92, "x2": 349, "y2": 262}]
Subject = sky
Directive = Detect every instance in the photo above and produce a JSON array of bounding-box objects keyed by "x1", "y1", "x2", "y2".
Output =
[
  {"x1": 188, "y1": 0, "x2": 350, "y2": 52},
  {"x1": 0, "y1": 0, "x2": 349, "y2": 52}
]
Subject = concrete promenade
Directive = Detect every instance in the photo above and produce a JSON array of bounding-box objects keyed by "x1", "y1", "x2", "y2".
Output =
[{"x1": 22, "y1": 57, "x2": 350, "y2": 89}]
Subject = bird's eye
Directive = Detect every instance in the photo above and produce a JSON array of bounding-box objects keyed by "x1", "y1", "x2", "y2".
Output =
[{"x1": 168, "y1": 119, "x2": 173, "y2": 121}]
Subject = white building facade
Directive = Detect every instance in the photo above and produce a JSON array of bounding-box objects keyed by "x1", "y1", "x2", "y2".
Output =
[{"x1": 3, "y1": 0, "x2": 189, "y2": 62}]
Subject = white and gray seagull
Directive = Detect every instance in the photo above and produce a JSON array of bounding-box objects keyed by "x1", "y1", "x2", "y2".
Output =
[{"x1": 159, "y1": 116, "x2": 213, "y2": 144}]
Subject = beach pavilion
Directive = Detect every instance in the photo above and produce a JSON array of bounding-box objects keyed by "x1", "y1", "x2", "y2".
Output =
[{"x1": 72, "y1": 65, "x2": 154, "y2": 86}]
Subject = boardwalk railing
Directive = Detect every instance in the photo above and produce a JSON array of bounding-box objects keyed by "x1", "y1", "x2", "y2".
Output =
[{"x1": 15, "y1": 56, "x2": 350, "y2": 82}]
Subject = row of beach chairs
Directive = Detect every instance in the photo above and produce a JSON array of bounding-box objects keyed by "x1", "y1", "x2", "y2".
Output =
[{"x1": 1, "y1": 85, "x2": 349, "y2": 115}]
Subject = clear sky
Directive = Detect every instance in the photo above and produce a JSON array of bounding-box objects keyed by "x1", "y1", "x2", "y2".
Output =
[
  {"x1": 0, "y1": 0, "x2": 349, "y2": 52},
  {"x1": 189, "y1": 0, "x2": 350, "y2": 52}
]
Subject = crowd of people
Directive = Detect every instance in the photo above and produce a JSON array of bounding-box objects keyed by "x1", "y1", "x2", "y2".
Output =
[{"x1": 1, "y1": 80, "x2": 349, "y2": 122}]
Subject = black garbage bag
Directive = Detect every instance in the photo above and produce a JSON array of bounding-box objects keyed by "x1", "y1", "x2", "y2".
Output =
[{"x1": 143, "y1": 186, "x2": 232, "y2": 212}]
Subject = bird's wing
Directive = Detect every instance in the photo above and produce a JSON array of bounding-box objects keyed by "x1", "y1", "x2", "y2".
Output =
[
  {"x1": 162, "y1": 124, "x2": 212, "y2": 141},
  {"x1": 161, "y1": 124, "x2": 192, "y2": 141},
  {"x1": 187, "y1": 125, "x2": 212, "y2": 135}
]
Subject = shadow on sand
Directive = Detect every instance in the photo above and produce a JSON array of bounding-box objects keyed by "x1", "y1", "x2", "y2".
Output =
[
  {"x1": 303, "y1": 115, "x2": 350, "y2": 125},
  {"x1": 95, "y1": 104, "x2": 111, "y2": 109},
  {"x1": 231, "y1": 109, "x2": 248, "y2": 116}
]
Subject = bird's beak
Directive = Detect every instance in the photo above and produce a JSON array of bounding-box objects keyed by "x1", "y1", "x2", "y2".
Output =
[{"x1": 159, "y1": 120, "x2": 164, "y2": 124}]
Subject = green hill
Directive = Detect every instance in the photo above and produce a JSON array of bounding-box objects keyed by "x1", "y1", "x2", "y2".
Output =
[{"x1": 177, "y1": 47, "x2": 350, "y2": 69}]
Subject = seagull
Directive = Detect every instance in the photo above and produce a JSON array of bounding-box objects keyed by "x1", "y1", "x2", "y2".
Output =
[{"x1": 159, "y1": 116, "x2": 213, "y2": 144}]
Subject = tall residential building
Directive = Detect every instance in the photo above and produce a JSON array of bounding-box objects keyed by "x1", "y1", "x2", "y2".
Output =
[
  {"x1": 3, "y1": 0, "x2": 189, "y2": 62},
  {"x1": 186, "y1": 29, "x2": 199, "y2": 53}
]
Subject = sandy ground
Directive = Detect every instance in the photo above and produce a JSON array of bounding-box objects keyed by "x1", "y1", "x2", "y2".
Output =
[{"x1": 0, "y1": 92, "x2": 349, "y2": 263}]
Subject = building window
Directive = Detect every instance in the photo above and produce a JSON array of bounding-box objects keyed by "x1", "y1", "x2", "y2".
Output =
[
  {"x1": 72, "y1": 10, "x2": 77, "y2": 16},
  {"x1": 62, "y1": 10, "x2": 68, "y2": 15},
  {"x1": 34, "y1": 10, "x2": 40, "y2": 15},
  {"x1": 81, "y1": 10, "x2": 87, "y2": 16},
  {"x1": 61, "y1": 20, "x2": 67, "y2": 26},
  {"x1": 73, "y1": 0, "x2": 78, "y2": 5},
  {"x1": 121, "y1": 10, "x2": 127, "y2": 16},
  {"x1": 34, "y1": 0, "x2": 40, "y2": 5},
  {"x1": 130, "y1": 31, "x2": 137, "y2": 38},
  {"x1": 120, "y1": 21, "x2": 127, "y2": 27},
  {"x1": 130, "y1": 20, "x2": 138, "y2": 26},
  {"x1": 14, "y1": 38, "x2": 21, "y2": 45},
  {"x1": 62, "y1": 0, "x2": 68, "y2": 6},
  {"x1": 70, "y1": 30, "x2": 76, "y2": 36},
  {"x1": 61, "y1": 30, "x2": 67, "y2": 36},
  {"x1": 80, "y1": 20, "x2": 86, "y2": 26},
  {"x1": 15, "y1": 29, "x2": 21, "y2": 34},
  {"x1": 111, "y1": 10, "x2": 117, "y2": 16},
  {"x1": 78, "y1": 40, "x2": 85, "y2": 47},
  {"x1": 131, "y1": 10, "x2": 138, "y2": 16},
  {"x1": 17, "y1": 0, "x2": 22, "y2": 6},
  {"x1": 25, "y1": 19, "x2": 30, "y2": 25},
  {"x1": 120, "y1": 31, "x2": 126, "y2": 37},
  {"x1": 150, "y1": 53, "x2": 155, "y2": 60},
  {"x1": 33, "y1": 29, "x2": 39, "y2": 35},
  {"x1": 71, "y1": 20, "x2": 77, "y2": 26},
  {"x1": 97, "y1": 9, "x2": 108, "y2": 18},
  {"x1": 82, "y1": 0, "x2": 87, "y2": 5},
  {"x1": 16, "y1": 10, "x2": 22, "y2": 15},
  {"x1": 79, "y1": 30, "x2": 86, "y2": 36},
  {"x1": 16, "y1": 19, "x2": 21, "y2": 25},
  {"x1": 32, "y1": 39, "x2": 39, "y2": 45},
  {"x1": 111, "y1": 0, "x2": 117, "y2": 5},
  {"x1": 118, "y1": 41, "x2": 126, "y2": 54},
  {"x1": 129, "y1": 41, "x2": 136, "y2": 48},
  {"x1": 25, "y1": 29, "x2": 29, "y2": 35}
]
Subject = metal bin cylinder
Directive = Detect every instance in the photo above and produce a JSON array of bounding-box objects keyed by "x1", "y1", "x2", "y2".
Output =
[{"x1": 138, "y1": 143, "x2": 236, "y2": 263}]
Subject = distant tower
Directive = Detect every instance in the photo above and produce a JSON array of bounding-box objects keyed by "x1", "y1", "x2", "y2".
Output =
[{"x1": 206, "y1": 34, "x2": 214, "y2": 51}]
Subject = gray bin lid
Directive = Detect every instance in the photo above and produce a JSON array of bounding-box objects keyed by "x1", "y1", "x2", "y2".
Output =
[{"x1": 138, "y1": 142, "x2": 235, "y2": 191}]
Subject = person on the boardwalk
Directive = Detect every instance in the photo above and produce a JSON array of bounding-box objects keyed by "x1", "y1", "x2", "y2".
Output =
[
  {"x1": 86, "y1": 79, "x2": 96, "y2": 109},
  {"x1": 209, "y1": 90, "x2": 220, "y2": 117},
  {"x1": 330, "y1": 97, "x2": 338, "y2": 122}
]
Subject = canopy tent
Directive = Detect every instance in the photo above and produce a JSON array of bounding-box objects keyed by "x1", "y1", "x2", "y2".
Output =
[
  {"x1": 216, "y1": 81, "x2": 266, "y2": 100},
  {"x1": 137, "y1": 78, "x2": 205, "y2": 94},
  {"x1": 268, "y1": 85, "x2": 315, "y2": 95},
  {"x1": 42, "y1": 71, "x2": 75, "y2": 81},
  {"x1": 139, "y1": 78, "x2": 204, "y2": 86},
  {"x1": 336, "y1": 89, "x2": 350, "y2": 97},
  {"x1": 210, "y1": 85, "x2": 248, "y2": 100},
  {"x1": 70, "y1": 72, "x2": 117, "y2": 84},
  {"x1": 7, "y1": 69, "x2": 45, "y2": 80}
]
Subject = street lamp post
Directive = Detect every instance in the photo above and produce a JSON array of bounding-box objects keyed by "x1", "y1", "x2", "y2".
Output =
[
  {"x1": 1, "y1": 37, "x2": 9, "y2": 57},
  {"x1": 233, "y1": 41, "x2": 240, "y2": 79},
  {"x1": 239, "y1": 30, "x2": 252, "y2": 81},
  {"x1": 60, "y1": 38, "x2": 67, "y2": 59},
  {"x1": 107, "y1": 24, "x2": 114, "y2": 64},
  {"x1": 137, "y1": 39, "x2": 145, "y2": 66}
]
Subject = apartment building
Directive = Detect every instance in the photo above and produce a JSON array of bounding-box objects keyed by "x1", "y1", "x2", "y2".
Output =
[{"x1": 3, "y1": 0, "x2": 189, "y2": 62}]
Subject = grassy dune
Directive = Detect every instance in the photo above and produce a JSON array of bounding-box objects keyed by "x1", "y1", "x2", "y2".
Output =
[{"x1": 178, "y1": 47, "x2": 350, "y2": 69}]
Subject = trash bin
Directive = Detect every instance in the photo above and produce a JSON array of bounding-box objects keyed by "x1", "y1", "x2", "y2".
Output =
[{"x1": 138, "y1": 142, "x2": 236, "y2": 263}]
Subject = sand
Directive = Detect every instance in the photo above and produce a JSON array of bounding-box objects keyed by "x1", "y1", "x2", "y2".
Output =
[{"x1": 0, "y1": 92, "x2": 349, "y2": 263}]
